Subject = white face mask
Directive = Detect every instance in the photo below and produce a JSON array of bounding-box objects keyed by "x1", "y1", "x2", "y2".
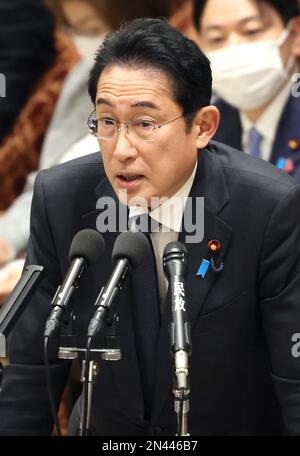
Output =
[
  {"x1": 207, "y1": 28, "x2": 295, "y2": 111},
  {"x1": 71, "y1": 33, "x2": 106, "y2": 60}
]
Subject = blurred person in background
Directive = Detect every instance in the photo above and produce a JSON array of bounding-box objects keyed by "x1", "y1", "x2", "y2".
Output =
[
  {"x1": 0, "y1": 0, "x2": 56, "y2": 143},
  {"x1": 0, "y1": 0, "x2": 82, "y2": 304},
  {"x1": 0, "y1": 0, "x2": 80, "y2": 256},
  {"x1": 0, "y1": 1, "x2": 80, "y2": 213},
  {"x1": 193, "y1": 0, "x2": 300, "y2": 178}
]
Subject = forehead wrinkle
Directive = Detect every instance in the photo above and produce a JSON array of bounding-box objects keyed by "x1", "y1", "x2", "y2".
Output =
[
  {"x1": 96, "y1": 96, "x2": 159, "y2": 110},
  {"x1": 96, "y1": 72, "x2": 172, "y2": 106},
  {"x1": 96, "y1": 88, "x2": 171, "y2": 110}
]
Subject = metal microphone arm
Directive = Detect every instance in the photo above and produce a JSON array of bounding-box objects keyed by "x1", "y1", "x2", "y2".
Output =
[
  {"x1": 0, "y1": 265, "x2": 45, "y2": 357},
  {"x1": 44, "y1": 257, "x2": 86, "y2": 338},
  {"x1": 87, "y1": 258, "x2": 129, "y2": 340}
]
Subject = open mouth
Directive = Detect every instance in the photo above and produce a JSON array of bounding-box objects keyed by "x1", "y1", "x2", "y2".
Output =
[{"x1": 117, "y1": 174, "x2": 143, "y2": 182}]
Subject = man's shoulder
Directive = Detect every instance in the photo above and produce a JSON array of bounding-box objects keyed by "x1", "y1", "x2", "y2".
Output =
[
  {"x1": 38, "y1": 152, "x2": 105, "y2": 190},
  {"x1": 44, "y1": 152, "x2": 103, "y2": 176},
  {"x1": 33, "y1": 153, "x2": 107, "y2": 224},
  {"x1": 207, "y1": 140, "x2": 298, "y2": 197}
]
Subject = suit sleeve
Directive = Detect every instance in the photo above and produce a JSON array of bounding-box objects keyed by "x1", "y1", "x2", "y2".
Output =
[
  {"x1": 0, "y1": 171, "x2": 71, "y2": 435},
  {"x1": 259, "y1": 184, "x2": 300, "y2": 435}
]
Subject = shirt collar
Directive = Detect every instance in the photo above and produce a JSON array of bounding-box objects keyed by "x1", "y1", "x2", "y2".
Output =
[{"x1": 129, "y1": 160, "x2": 198, "y2": 232}]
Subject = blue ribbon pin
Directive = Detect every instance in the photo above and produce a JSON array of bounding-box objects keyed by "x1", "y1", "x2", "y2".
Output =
[{"x1": 196, "y1": 259, "x2": 210, "y2": 279}]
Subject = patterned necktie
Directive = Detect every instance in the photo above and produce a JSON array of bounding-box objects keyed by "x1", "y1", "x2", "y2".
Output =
[
  {"x1": 248, "y1": 128, "x2": 263, "y2": 158},
  {"x1": 128, "y1": 213, "x2": 161, "y2": 420}
]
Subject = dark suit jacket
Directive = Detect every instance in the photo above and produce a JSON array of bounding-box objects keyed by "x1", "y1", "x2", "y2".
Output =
[
  {"x1": 214, "y1": 95, "x2": 300, "y2": 183},
  {"x1": 1, "y1": 141, "x2": 300, "y2": 436},
  {"x1": 0, "y1": 0, "x2": 55, "y2": 142}
]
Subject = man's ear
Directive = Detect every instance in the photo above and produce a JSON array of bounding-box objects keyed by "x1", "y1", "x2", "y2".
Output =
[
  {"x1": 194, "y1": 105, "x2": 220, "y2": 149},
  {"x1": 291, "y1": 17, "x2": 300, "y2": 57}
]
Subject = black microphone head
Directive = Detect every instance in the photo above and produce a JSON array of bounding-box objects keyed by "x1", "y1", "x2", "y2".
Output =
[
  {"x1": 112, "y1": 231, "x2": 150, "y2": 269},
  {"x1": 69, "y1": 229, "x2": 105, "y2": 264},
  {"x1": 163, "y1": 241, "x2": 188, "y2": 278}
]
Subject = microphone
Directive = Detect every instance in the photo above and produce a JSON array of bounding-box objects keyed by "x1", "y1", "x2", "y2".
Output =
[
  {"x1": 44, "y1": 229, "x2": 105, "y2": 338},
  {"x1": 163, "y1": 241, "x2": 191, "y2": 355},
  {"x1": 87, "y1": 231, "x2": 150, "y2": 339}
]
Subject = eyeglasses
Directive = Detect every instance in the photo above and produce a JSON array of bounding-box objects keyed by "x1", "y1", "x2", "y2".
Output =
[{"x1": 87, "y1": 112, "x2": 184, "y2": 142}]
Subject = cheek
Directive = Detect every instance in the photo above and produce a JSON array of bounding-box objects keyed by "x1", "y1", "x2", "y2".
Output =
[
  {"x1": 146, "y1": 136, "x2": 190, "y2": 180},
  {"x1": 280, "y1": 36, "x2": 293, "y2": 65},
  {"x1": 148, "y1": 156, "x2": 178, "y2": 191},
  {"x1": 100, "y1": 146, "x2": 113, "y2": 170}
]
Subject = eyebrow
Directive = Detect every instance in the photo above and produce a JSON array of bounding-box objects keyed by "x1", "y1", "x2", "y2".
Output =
[
  {"x1": 96, "y1": 98, "x2": 114, "y2": 106},
  {"x1": 96, "y1": 97, "x2": 159, "y2": 109},
  {"x1": 131, "y1": 101, "x2": 159, "y2": 109},
  {"x1": 203, "y1": 15, "x2": 263, "y2": 33}
]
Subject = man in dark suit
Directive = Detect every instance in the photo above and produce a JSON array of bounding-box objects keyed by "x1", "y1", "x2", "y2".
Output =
[
  {"x1": 193, "y1": 0, "x2": 300, "y2": 181},
  {"x1": 1, "y1": 18, "x2": 300, "y2": 436}
]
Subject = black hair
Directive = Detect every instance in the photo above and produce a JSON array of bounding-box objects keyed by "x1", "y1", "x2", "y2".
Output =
[
  {"x1": 193, "y1": 0, "x2": 299, "y2": 30},
  {"x1": 88, "y1": 17, "x2": 212, "y2": 131}
]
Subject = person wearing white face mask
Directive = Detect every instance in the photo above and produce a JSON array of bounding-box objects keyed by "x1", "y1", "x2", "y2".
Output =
[{"x1": 193, "y1": 0, "x2": 300, "y2": 180}]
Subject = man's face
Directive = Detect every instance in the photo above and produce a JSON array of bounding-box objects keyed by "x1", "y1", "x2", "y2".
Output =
[
  {"x1": 198, "y1": 0, "x2": 293, "y2": 65},
  {"x1": 95, "y1": 65, "x2": 199, "y2": 206}
]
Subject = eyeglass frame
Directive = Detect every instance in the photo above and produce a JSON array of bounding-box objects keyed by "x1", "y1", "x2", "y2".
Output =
[{"x1": 87, "y1": 111, "x2": 185, "y2": 142}]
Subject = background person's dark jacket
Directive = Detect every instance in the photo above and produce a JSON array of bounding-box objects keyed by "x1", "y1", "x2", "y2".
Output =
[
  {"x1": 0, "y1": 0, "x2": 55, "y2": 143},
  {"x1": 214, "y1": 95, "x2": 300, "y2": 182}
]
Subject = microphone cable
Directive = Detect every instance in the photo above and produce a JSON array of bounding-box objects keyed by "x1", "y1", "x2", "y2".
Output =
[
  {"x1": 80, "y1": 335, "x2": 92, "y2": 436},
  {"x1": 44, "y1": 335, "x2": 62, "y2": 436}
]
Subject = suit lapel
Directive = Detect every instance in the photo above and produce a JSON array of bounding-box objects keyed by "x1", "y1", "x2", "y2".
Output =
[{"x1": 152, "y1": 147, "x2": 232, "y2": 422}]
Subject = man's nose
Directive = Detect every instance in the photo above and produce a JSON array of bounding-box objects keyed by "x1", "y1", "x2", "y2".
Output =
[{"x1": 113, "y1": 126, "x2": 138, "y2": 161}]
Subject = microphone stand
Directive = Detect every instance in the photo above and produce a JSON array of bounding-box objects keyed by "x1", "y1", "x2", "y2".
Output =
[
  {"x1": 172, "y1": 349, "x2": 190, "y2": 436},
  {"x1": 58, "y1": 304, "x2": 121, "y2": 436},
  {"x1": 165, "y1": 255, "x2": 192, "y2": 436},
  {"x1": 78, "y1": 356, "x2": 99, "y2": 436},
  {"x1": 169, "y1": 309, "x2": 192, "y2": 436},
  {"x1": 79, "y1": 310, "x2": 121, "y2": 436}
]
